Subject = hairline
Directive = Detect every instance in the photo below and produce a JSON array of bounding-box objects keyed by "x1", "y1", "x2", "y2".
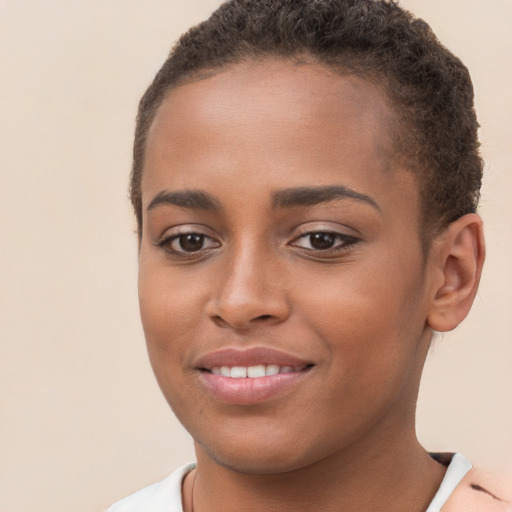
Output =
[{"x1": 133, "y1": 54, "x2": 451, "y2": 255}]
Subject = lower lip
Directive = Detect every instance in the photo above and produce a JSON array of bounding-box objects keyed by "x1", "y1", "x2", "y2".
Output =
[{"x1": 199, "y1": 370, "x2": 311, "y2": 405}]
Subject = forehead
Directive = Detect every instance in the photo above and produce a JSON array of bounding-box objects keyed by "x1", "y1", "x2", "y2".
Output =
[
  {"x1": 142, "y1": 59, "x2": 417, "y2": 221},
  {"x1": 147, "y1": 60, "x2": 396, "y2": 164}
]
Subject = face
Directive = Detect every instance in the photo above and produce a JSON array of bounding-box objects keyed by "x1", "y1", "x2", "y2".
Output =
[{"x1": 138, "y1": 59, "x2": 437, "y2": 474}]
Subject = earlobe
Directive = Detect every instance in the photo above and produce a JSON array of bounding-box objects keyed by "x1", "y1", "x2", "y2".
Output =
[{"x1": 427, "y1": 214, "x2": 485, "y2": 332}]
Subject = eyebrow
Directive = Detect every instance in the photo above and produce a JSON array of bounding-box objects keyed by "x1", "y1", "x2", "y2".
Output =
[
  {"x1": 147, "y1": 189, "x2": 222, "y2": 211},
  {"x1": 272, "y1": 185, "x2": 380, "y2": 211},
  {"x1": 147, "y1": 185, "x2": 380, "y2": 213}
]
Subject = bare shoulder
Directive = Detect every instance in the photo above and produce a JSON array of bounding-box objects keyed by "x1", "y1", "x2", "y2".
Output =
[{"x1": 444, "y1": 465, "x2": 512, "y2": 511}]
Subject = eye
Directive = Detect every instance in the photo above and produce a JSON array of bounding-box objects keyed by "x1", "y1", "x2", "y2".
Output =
[
  {"x1": 291, "y1": 231, "x2": 358, "y2": 252},
  {"x1": 158, "y1": 232, "x2": 220, "y2": 254}
]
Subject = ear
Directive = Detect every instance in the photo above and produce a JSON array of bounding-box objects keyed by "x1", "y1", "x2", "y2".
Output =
[{"x1": 427, "y1": 213, "x2": 485, "y2": 332}]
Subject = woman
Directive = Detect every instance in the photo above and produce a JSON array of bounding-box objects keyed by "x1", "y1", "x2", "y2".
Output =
[{"x1": 108, "y1": 1, "x2": 511, "y2": 510}]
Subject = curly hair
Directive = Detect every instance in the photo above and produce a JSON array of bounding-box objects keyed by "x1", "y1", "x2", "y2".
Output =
[{"x1": 130, "y1": 0, "x2": 482, "y2": 239}]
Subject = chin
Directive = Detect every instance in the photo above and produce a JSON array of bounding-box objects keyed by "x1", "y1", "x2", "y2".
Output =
[
  {"x1": 192, "y1": 423, "x2": 339, "y2": 476},
  {"x1": 205, "y1": 446, "x2": 313, "y2": 475}
]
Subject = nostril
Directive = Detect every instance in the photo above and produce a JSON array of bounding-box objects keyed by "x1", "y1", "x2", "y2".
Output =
[
  {"x1": 212, "y1": 315, "x2": 229, "y2": 328},
  {"x1": 255, "y1": 314, "x2": 273, "y2": 321}
]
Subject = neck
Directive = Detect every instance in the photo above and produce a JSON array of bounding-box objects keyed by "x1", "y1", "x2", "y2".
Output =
[{"x1": 187, "y1": 429, "x2": 445, "y2": 512}]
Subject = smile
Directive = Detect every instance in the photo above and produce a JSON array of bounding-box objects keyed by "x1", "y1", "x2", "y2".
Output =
[
  {"x1": 195, "y1": 347, "x2": 314, "y2": 404},
  {"x1": 210, "y1": 365, "x2": 307, "y2": 378}
]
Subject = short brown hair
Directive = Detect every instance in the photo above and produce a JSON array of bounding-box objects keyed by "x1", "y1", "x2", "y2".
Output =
[{"x1": 130, "y1": 0, "x2": 482, "y2": 239}]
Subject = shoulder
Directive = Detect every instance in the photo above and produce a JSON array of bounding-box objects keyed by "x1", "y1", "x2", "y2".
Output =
[
  {"x1": 443, "y1": 464, "x2": 512, "y2": 512},
  {"x1": 106, "y1": 463, "x2": 195, "y2": 512}
]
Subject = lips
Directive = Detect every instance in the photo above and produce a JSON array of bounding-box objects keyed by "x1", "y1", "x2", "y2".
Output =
[
  {"x1": 194, "y1": 347, "x2": 314, "y2": 405},
  {"x1": 195, "y1": 346, "x2": 311, "y2": 369}
]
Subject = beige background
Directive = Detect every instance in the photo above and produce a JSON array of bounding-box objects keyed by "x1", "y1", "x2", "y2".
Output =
[{"x1": 0, "y1": 1, "x2": 510, "y2": 511}]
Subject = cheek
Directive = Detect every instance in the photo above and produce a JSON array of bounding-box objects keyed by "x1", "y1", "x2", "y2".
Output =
[
  {"x1": 138, "y1": 263, "x2": 202, "y2": 369},
  {"x1": 300, "y1": 250, "x2": 428, "y2": 379},
  {"x1": 138, "y1": 265, "x2": 203, "y2": 414},
  {"x1": 299, "y1": 282, "x2": 427, "y2": 442},
  {"x1": 302, "y1": 257, "x2": 425, "y2": 334}
]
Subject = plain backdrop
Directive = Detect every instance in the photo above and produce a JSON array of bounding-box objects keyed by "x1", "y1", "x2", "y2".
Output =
[{"x1": 0, "y1": 1, "x2": 511, "y2": 511}]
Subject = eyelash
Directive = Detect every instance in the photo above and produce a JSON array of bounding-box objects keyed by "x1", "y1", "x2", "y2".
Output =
[
  {"x1": 157, "y1": 232, "x2": 220, "y2": 256},
  {"x1": 290, "y1": 231, "x2": 359, "y2": 254},
  {"x1": 156, "y1": 229, "x2": 359, "y2": 257}
]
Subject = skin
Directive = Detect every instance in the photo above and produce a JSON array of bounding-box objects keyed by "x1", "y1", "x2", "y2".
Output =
[{"x1": 137, "y1": 59, "x2": 484, "y2": 511}]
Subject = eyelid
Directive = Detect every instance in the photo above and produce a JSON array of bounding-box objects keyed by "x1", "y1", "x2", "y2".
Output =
[
  {"x1": 154, "y1": 225, "x2": 221, "y2": 255},
  {"x1": 293, "y1": 219, "x2": 361, "y2": 235},
  {"x1": 291, "y1": 231, "x2": 358, "y2": 249},
  {"x1": 288, "y1": 223, "x2": 361, "y2": 253},
  {"x1": 155, "y1": 224, "x2": 216, "y2": 242},
  {"x1": 290, "y1": 221, "x2": 360, "y2": 239}
]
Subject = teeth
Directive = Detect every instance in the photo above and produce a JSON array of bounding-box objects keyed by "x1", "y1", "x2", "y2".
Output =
[
  {"x1": 230, "y1": 366, "x2": 247, "y2": 378},
  {"x1": 247, "y1": 365, "x2": 266, "y2": 378},
  {"x1": 266, "y1": 364, "x2": 280, "y2": 376},
  {"x1": 210, "y1": 364, "x2": 304, "y2": 378}
]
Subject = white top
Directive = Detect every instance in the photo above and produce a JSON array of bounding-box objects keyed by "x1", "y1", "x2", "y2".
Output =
[
  {"x1": 107, "y1": 454, "x2": 472, "y2": 512},
  {"x1": 425, "y1": 453, "x2": 472, "y2": 512},
  {"x1": 107, "y1": 462, "x2": 195, "y2": 512}
]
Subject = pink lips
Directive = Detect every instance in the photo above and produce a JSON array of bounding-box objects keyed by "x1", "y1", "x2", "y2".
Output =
[{"x1": 195, "y1": 347, "x2": 313, "y2": 405}]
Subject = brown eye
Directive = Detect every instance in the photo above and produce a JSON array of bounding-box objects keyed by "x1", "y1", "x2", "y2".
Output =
[
  {"x1": 177, "y1": 234, "x2": 205, "y2": 252},
  {"x1": 158, "y1": 231, "x2": 221, "y2": 255},
  {"x1": 291, "y1": 230, "x2": 359, "y2": 253},
  {"x1": 309, "y1": 232, "x2": 335, "y2": 250}
]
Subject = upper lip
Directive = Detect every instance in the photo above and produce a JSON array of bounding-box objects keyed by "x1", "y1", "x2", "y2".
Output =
[{"x1": 194, "y1": 346, "x2": 312, "y2": 370}]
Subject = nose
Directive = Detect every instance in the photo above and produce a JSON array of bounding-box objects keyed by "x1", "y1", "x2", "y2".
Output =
[{"x1": 207, "y1": 244, "x2": 291, "y2": 331}]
